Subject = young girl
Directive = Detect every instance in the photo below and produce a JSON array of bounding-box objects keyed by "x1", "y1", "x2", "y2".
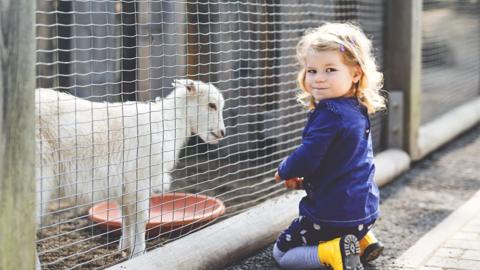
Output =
[{"x1": 273, "y1": 22, "x2": 386, "y2": 270}]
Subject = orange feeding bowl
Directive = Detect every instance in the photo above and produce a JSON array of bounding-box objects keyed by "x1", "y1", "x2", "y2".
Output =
[{"x1": 88, "y1": 193, "x2": 226, "y2": 234}]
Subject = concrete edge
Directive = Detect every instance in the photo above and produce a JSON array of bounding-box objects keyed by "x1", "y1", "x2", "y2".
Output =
[
  {"x1": 416, "y1": 97, "x2": 480, "y2": 161},
  {"x1": 396, "y1": 190, "x2": 480, "y2": 268},
  {"x1": 107, "y1": 149, "x2": 410, "y2": 270}
]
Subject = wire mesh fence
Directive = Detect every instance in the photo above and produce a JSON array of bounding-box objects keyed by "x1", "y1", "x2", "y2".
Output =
[
  {"x1": 421, "y1": 0, "x2": 480, "y2": 123},
  {"x1": 35, "y1": 1, "x2": 388, "y2": 269}
]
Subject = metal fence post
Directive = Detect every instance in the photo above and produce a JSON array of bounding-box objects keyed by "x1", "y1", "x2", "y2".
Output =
[
  {"x1": 384, "y1": 0, "x2": 423, "y2": 159},
  {"x1": 0, "y1": 0, "x2": 36, "y2": 269}
]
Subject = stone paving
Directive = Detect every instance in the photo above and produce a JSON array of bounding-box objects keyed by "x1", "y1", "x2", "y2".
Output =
[
  {"x1": 397, "y1": 190, "x2": 480, "y2": 270},
  {"x1": 424, "y1": 215, "x2": 480, "y2": 270}
]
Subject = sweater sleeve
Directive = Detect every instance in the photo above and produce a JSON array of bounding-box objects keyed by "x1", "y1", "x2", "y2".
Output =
[{"x1": 277, "y1": 109, "x2": 342, "y2": 180}]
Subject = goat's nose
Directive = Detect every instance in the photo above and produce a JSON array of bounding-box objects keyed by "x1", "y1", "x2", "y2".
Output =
[{"x1": 221, "y1": 129, "x2": 225, "y2": 137}]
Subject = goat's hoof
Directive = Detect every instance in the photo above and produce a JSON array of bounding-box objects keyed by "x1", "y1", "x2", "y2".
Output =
[
  {"x1": 129, "y1": 249, "x2": 146, "y2": 259},
  {"x1": 118, "y1": 237, "x2": 130, "y2": 252},
  {"x1": 118, "y1": 243, "x2": 129, "y2": 257}
]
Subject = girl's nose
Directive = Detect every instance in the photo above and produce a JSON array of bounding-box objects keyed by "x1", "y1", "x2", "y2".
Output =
[{"x1": 315, "y1": 73, "x2": 326, "y2": 82}]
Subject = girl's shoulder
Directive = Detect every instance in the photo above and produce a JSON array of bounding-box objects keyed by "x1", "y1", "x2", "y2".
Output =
[{"x1": 317, "y1": 97, "x2": 366, "y2": 117}]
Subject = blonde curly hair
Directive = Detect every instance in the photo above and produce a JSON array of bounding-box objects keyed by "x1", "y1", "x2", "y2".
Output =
[{"x1": 296, "y1": 22, "x2": 386, "y2": 114}]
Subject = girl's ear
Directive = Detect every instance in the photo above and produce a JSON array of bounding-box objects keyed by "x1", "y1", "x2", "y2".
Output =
[{"x1": 352, "y1": 64, "x2": 363, "y2": 83}]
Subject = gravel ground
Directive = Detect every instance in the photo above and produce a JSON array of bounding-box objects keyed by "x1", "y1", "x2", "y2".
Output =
[{"x1": 225, "y1": 124, "x2": 480, "y2": 270}]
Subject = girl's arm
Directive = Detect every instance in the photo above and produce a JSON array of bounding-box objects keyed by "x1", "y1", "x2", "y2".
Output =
[{"x1": 277, "y1": 110, "x2": 341, "y2": 180}]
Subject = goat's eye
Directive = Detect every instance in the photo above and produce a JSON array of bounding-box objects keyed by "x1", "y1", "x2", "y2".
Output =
[{"x1": 208, "y1": 103, "x2": 217, "y2": 110}]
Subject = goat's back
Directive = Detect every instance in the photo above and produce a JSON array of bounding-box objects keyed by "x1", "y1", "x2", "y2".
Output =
[{"x1": 35, "y1": 89, "x2": 175, "y2": 205}]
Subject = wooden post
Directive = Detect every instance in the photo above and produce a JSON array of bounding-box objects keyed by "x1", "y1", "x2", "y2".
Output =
[
  {"x1": 121, "y1": 0, "x2": 138, "y2": 101},
  {"x1": 186, "y1": 2, "x2": 199, "y2": 79},
  {"x1": 0, "y1": 0, "x2": 36, "y2": 269},
  {"x1": 384, "y1": 0, "x2": 423, "y2": 159},
  {"x1": 56, "y1": 0, "x2": 72, "y2": 93},
  {"x1": 36, "y1": 0, "x2": 57, "y2": 89},
  {"x1": 136, "y1": 1, "x2": 152, "y2": 101},
  {"x1": 185, "y1": 0, "x2": 214, "y2": 83}
]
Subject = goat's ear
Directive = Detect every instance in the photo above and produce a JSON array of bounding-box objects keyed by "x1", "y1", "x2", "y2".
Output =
[
  {"x1": 172, "y1": 79, "x2": 196, "y2": 95},
  {"x1": 185, "y1": 81, "x2": 196, "y2": 94}
]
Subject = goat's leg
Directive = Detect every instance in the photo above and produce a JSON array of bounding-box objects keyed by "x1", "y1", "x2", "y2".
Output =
[
  {"x1": 162, "y1": 172, "x2": 172, "y2": 192},
  {"x1": 119, "y1": 199, "x2": 134, "y2": 256},
  {"x1": 36, "y1": 162, "x2": 56, "y2": 226},
  {"x1": 119, "y1": 195, "x2": 148, "y2": 258},
  {"x1": 131, "y1": 197, "x2": 148, "y2": 258}
]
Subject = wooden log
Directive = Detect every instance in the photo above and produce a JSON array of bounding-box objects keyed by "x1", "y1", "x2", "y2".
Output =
[
  {"x1": 107, "y1": 149, "x2": 410, "y2": 270},
  {"x1": 417, "y1": 98, "x2": 480, "y2": 160},
  {"x1": 0, "y1": 0, "x2": 36, "y2": 269}
]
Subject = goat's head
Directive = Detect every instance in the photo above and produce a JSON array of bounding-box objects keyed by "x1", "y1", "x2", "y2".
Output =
[{"x1": 172, "y1": 79, "x2": 226, "y2": 144}]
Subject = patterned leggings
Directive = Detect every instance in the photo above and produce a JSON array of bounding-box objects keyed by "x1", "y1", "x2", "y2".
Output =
[{"x1": 276, "y1": 215, "x2": 375, "y2": 252}]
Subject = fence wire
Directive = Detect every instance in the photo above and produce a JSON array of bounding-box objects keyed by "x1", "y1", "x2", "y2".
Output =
[
  {"x1": 35, "y1": 1, "x2": 385, "y2": 269},
  {"x1": 421, "y1": 0, "x2": 480, "y2": 123}
]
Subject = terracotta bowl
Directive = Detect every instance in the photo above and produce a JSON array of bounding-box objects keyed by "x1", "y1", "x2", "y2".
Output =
[{"x1": 88, "y1": 193, "x2": 226, "y2": 235}]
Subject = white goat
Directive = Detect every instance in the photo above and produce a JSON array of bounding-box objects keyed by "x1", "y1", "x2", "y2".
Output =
[{"x1": 35, "y1": 79, "x2": 225, "y2": 267}]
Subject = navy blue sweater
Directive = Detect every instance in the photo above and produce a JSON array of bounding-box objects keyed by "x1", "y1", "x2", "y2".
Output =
[{"x1": 277, "y1": 97, "x2": 379, "y2": 227}]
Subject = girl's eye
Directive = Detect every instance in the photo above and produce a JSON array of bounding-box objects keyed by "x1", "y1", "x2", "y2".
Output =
[
  {"x1": 326, "y1": 68, "x2": 336, "y2": 73},
  {"x1": 208, "y1": 103, "x2": 217, "y2": 110}
]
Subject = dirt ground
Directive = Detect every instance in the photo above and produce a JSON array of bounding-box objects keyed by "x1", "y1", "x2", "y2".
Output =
[{"x1": 37, "y1": 138, "x2": 288, "y2": 269}]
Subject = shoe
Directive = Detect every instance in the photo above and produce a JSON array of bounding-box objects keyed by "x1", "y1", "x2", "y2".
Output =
[
  {"x1": 359, "y1": 231, "x2": 384, "y2": 264},
  {"x1": 317, "y1": 234, "x2": 364, "y2": 270}
]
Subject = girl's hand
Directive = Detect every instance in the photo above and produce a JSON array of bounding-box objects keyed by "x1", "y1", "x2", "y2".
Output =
[
  {"x1": 275, "y1": 171, "x2": 304, "y2": 190},
  {"x1": 274, "y1": 171, "x2": 282, "y2": 183},
  {"x1": 284, "y1": 177, "x2": 304, "y2": 190}
]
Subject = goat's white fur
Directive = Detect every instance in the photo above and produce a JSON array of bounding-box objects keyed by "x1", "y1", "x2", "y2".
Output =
[{"x1": 35, "y1": 79, "x2": 225, "y2": 267}]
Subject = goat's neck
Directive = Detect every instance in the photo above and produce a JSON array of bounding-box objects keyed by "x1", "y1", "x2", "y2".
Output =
[{"x1": 150, "y1": 91, "x2": 192, "y2": 154}]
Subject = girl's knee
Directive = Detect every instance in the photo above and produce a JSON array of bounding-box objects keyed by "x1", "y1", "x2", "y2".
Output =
[{"x1": 272, "y1": 243, "x2": 285, "y2": 264}]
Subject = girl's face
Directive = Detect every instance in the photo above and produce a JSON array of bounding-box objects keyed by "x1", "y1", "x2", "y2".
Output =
[{"x1": 304, "y1": 49, "x2": 361, "y2": 102}]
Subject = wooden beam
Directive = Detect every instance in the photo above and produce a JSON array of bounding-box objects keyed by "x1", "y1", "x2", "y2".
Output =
[
  {"x1": 384, "y1": 0, "x2": 423, "y2": 159},
  {"x1": 0, "y1": 0, "x2": 36, "y2": 269}
]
